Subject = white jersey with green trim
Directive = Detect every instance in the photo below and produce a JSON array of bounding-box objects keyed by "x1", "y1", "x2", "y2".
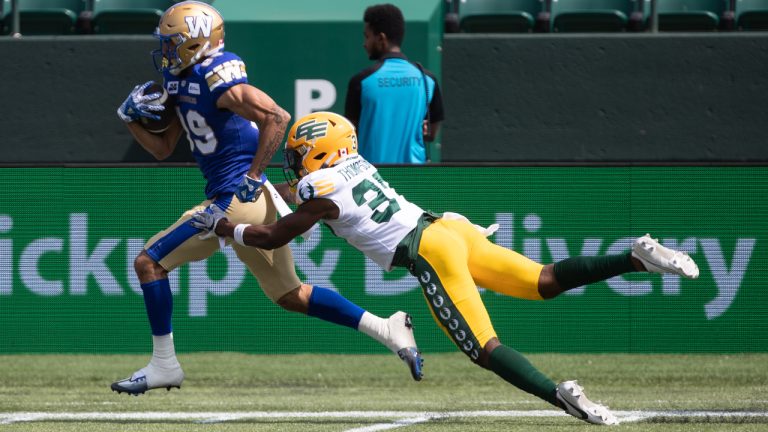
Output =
[{"x1": 294, "y1": 155, "x2": 424, "y2": 270}]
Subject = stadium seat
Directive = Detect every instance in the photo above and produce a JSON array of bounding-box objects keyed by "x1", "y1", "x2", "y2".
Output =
[
  {"x1": 736, "y1": 0, "x2": 768, "y2": 30},
  {"x1": 551, "y1": 0, "x2": 643, "y2": 32},
  {"x1": 1, "y1": 0, "x2": 8, "y2": 34},
  {"x1": 92, "y1": 0, "x2": 174, "y2": 34},
  {"x1": 651, "y1": 0, "x2": 729, "y2": 31},
  {"x1": 459, "y1": 0, "x2": 549, "y2": 33},
  {"x1": 1, "y1": 0, "x2": 86, "y2": 35}
]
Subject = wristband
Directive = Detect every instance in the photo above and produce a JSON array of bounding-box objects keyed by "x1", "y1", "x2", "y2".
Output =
[{"x1": 234, "y1": 224, "x2": 251, "y2": 246}]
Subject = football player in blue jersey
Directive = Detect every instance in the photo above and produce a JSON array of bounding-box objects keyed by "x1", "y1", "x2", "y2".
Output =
[{"x1": 112, "y1": 1, "x2": 422, "y2": 395}]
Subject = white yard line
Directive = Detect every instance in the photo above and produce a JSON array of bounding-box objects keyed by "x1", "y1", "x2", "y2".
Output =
[
  {"x1": 343, "y1": 415, "x2": 437, "y2": 432},
  {"x1": 0, "y1": 410, "x2": 766, "y2": 426}
]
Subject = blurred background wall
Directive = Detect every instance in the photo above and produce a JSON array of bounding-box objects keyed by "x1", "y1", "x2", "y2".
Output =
[{"x1": 1, "y1": 0, "x2": 766, "y2": 162}]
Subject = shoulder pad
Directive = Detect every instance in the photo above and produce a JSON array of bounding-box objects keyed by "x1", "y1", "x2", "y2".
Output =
[
  {"x1": 296, "y1": 171, "x2": 338, "y2": 203},
  {"x1": 200, "y1": 52, "x2": 248, "y2": 92}
]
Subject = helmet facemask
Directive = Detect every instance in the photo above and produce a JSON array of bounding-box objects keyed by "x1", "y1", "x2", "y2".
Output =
[
  {"x1": 152, "y1": 32, "x2": 185, "y2": 74},
  {"x1": 282, "y1": 147, "x2": 307, "y2": 191}
]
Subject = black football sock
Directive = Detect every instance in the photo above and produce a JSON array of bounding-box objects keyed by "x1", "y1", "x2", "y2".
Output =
[
  {"x1": 488, "y1": 344, "x2": 559, "y2": 406},
  {"x1": 552, "y1": 252, "x2": 635, "y2": 291}
]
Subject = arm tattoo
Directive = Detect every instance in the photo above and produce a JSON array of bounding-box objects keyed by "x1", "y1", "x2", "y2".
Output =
[{"x1": 255, "y1": 110, "x2": 287, "y2": 174}]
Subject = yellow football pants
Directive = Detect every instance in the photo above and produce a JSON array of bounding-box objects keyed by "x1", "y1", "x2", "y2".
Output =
[{"x1": 413, "y1": 218, "x2": 544, "y2": 360}]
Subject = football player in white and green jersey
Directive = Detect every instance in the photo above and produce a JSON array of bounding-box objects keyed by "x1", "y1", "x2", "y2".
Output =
[{"x1": 192, "y1": 111, "x2": 700, "y2": 426}]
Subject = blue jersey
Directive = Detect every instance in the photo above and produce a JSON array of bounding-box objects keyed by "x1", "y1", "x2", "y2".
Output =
[
  {"x1": 345, "y1": 52, "x2": 444, "y2": 164},
  {"x1": 162, "y1": 51, "x2": 259, "y2": 198}
]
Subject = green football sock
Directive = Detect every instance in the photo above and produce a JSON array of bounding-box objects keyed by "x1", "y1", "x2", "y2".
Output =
[
  {"x1": 553, "y1": 252, "x2": 635, "y2": 290},
  {"x1": 488, "y1": 344, "x2": 558, "y2": 406}
]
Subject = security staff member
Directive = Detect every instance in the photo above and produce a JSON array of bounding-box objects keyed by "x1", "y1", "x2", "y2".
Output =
[{"x1": 345, "y1": 3, "x2": 444, "y2": 164}]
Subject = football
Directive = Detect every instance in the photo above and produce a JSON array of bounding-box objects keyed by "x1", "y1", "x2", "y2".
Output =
[{"x1": 139, "y1": 81, "x2": 176, "y2": 134}]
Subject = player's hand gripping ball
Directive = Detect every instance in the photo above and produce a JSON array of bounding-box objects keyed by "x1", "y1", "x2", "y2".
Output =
[
  {"x1": 138, "y1": 82, "x2": 176, "y2": 134},
  {"x1": 116, "y1": 81, "x2": 175, "y2": 133}
]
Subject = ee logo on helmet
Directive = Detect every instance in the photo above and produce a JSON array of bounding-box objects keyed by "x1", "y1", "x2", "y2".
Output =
[{"x1": 295, "y1": 119, "x2": 328, "y2": 142}]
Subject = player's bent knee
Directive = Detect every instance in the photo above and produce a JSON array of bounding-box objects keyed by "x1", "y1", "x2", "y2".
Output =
[
  {"x1": 275, "y1": 289, "x2": 300, "y2": 311},
  {"x1": 276, "y1": 284, "x2": 310, "y2": 314},
  {"x1": 456, "y1": 338, "x2": 498, "y2": 368},
  {"x1": 134, "y1": 251, "x2": 165, "y2": 280},
  {"x1": 537, "y1": 265, "x2": 562, "y2": 300},
  {"x1": 133, "y1": 252, "x2": 153, "y2": 273},
  {"x1": 475, "y1": 337, "x2": 500, "y2": 368}
]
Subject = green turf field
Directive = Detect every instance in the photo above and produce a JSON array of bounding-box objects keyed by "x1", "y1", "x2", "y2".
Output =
[{"x1": 1, "y1": 353, "x2": 766, "y2": 431}]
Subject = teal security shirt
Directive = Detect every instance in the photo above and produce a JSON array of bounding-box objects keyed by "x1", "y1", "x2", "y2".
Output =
[{"x1": 345, "y1": 52, "x2": 444, "y2": 164}]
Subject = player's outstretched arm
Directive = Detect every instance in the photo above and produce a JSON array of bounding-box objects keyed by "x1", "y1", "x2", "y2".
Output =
[
  {"x1": 192, "y1": 198, "x2": 336, "y2": 250},
  {"x1": 225, "y1": 198, "x2": 335, "y2": 249},
  {"x1": 217, "y1": 83, "x2": 290, "y2": 202}
]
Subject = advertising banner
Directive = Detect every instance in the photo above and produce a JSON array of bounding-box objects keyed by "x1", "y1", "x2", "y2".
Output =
[{"x1": 0, "y1": 167, "x2": 764, "y2": 354}]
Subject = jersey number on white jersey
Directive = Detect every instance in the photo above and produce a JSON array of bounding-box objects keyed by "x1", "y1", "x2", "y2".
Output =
[{"x1": 351, "y1": 174, "x2": 401, "y2": 224}]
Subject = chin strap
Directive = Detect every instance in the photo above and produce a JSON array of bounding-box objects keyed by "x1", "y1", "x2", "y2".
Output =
[
  {"x1": 170, "y1": 40, "x2": 222, "y2": 75},
  {"x1": 320, "y1": 152, "x2": 337, "y2": 169},
  {"x1": 190, "y1": 40, "x2": 211, "y2": 65}
]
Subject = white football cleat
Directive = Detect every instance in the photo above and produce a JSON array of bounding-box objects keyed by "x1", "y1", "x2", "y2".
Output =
[
  {"x1": 111, "y1": 362, "x2": 184, "y2": 396},
  {"x1": 385, "y1": 312, "x2": 423, "y2": 381},
  {"x1": 556, "y1": 380, "x2": 619, "y2": 426},
  {"x1": 632, "y1": 234, "x2": 699, "y2": 279}
]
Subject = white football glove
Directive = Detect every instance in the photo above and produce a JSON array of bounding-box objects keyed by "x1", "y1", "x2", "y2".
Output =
[
  {"x1": 235, "y1": 173, "x2": 267, "y2": 203},
  {"x1": 117, "y1": 81, "x2": 165, "y2": 123},
  {"x1": 190, "y1": 204, "x2": 228, "y2": 240}
]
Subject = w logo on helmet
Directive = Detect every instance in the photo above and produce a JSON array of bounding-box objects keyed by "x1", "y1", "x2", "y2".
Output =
[
  {"x1": 185, "y1": 15, "x2": 212, "y2": 38},
  {"x1": 295, "y1": 119, "x2": 328, "y2": 142}
]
